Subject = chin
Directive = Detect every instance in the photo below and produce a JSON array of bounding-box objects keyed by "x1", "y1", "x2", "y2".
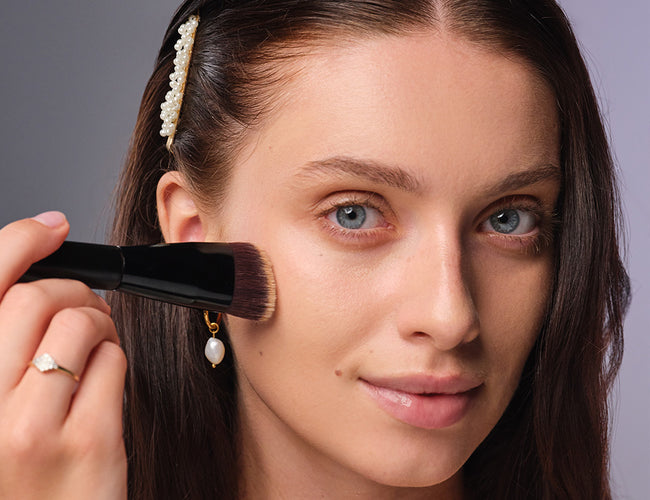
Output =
[{"x1": 345, "y1": 440, "x2": 469, "y2": 489}]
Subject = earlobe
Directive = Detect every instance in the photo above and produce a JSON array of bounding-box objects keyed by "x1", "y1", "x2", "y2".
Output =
[{"x1": 157, "y1": 171, "x2": 206, "y2": 243}]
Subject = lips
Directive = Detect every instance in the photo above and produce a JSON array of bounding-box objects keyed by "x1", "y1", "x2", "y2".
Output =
[{"x1": 359, "y1": 374, "x2": 482, "y2": 429}]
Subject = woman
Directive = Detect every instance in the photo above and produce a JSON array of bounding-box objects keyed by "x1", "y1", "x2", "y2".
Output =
[{"x1": 0, "y1": 1, "x2": 629, "y2": 499}]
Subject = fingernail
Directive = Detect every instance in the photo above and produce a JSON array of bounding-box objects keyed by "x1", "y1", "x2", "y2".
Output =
[{"x1": 32, "y1": 211, "x2": 67, "y2": 228}]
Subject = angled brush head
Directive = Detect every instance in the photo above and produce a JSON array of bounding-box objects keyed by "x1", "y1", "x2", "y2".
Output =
[{"x1": 229, "y1": 242, "x2": 276, "y2": 321}]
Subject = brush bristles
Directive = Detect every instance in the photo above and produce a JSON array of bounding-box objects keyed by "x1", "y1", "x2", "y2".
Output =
[{"x1": 229, "y1": 243, "x2": 276, "y2": 321}]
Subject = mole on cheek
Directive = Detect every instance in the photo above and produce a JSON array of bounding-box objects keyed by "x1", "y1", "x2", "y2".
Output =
[
  {"x1": 335, "y1": 369, "x2": 342, "y2": 377},
  {"x1": 259, "y1": 351, "x2": 263, "y2": 357}
]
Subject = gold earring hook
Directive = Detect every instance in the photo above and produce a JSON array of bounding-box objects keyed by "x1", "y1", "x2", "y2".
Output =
[{"x1": 203, "y1": 310, "x2": 222, "y2": 337}]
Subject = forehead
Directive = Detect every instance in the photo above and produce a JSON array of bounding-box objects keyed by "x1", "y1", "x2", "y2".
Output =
[{"x1": 233, "y1": 31, "x2": 559, "y2": 195}]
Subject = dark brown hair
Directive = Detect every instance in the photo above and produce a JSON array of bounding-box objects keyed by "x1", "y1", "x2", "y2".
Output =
[{"x1": 109, "y1": 1, "x2": 629, "y2": 498}]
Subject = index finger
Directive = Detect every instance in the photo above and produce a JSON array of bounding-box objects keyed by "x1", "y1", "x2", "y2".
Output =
[{"x1": 0, "y1": 212, "x2": 70, "y2": 299}]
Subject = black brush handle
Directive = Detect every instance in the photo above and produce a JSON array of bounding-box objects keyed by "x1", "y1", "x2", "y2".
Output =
[
  {"x1": 20, "y1": 241, "x2": 123, "y2": 289},
  {"x1": 119, "y1": 243, "x2": 234, "y2": 309},
  {"x1": 20, "y1": 241, "x2": 236, "y2": 310}
]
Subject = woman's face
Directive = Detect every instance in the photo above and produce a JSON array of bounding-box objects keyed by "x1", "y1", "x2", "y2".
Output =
[{"x1": 203, "y1": 32, "x2": 559, "y2": 492}]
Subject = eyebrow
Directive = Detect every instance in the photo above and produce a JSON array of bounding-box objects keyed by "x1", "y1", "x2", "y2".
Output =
[
  {"x1": 297, "y1": 156, "x2": 423, "y2": 193},
  {"x1": 485, "y1": 163, "x2": 561, "y2": 197},
  {"x1": 296, "y1": 155, "x2": 560, "y2": 195}
]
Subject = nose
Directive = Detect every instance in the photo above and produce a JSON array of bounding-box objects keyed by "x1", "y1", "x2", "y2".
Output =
[{"x1": 395, "y1": 231, "x2": 479, "y2": 351}]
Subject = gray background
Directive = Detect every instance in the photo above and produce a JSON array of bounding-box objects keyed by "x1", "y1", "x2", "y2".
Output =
[{"x1": 1, "y1": 1, "x2": 647, "y2": 497}]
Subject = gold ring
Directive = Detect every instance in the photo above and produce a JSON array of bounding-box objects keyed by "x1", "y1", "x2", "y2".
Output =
[{"x1": 30, "y1": 353, "x2": 80, "y2": 382}]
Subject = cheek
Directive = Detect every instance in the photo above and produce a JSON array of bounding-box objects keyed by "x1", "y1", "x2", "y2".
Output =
[
  {"x1": 225, "y1": 228, "x2": 397, "y2": 461},
  {"x1": 227, "y1": 225, "x2": 389, "y2": 372},
  {"x1": 473, "y1": 252, "x2": 553, "y2": 401}
]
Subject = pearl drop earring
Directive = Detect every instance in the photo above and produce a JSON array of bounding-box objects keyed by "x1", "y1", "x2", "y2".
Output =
[{"x1": 203, "y1": 310, "x2": 225, "y2": 367}]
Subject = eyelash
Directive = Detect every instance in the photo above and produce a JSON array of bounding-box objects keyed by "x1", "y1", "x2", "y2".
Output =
[
  {"x1": 477, "y1": 197, "x2": 556, "y2": 255},
  {"x1": 318, "y1": 193, "x2": 556, "y2": 254},
  {"x1": 316, "y1": 192, "x2": 394, "y2": 243}
]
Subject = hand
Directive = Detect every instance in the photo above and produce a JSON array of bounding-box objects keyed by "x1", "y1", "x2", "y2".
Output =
[{"x1": 0, "y1": 213, "x2": 127, "y2": 500}]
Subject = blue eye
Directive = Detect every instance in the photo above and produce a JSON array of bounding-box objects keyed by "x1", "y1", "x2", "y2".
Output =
[
  {"x1": 336, "y1": 205, "x2": 367, "y2": 229},
  {"x1": 326, "y1": 202, "x2": 384, "y2": 231},
  {"x1": 490, "y1": 209, "x2": 519, "y2": 234},
  {"x1": 485, "y1": 208, "x2": 537, "y2": 235}
]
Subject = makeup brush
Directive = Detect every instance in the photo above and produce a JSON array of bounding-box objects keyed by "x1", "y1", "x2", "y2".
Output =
[{"x1": 20, "y1": 241, "x2": 276, "y2": 321}]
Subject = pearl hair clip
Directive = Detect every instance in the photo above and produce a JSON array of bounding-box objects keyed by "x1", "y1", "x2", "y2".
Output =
[{"x1": 160, "y1": 14, "x2": 199, "y2": 151}]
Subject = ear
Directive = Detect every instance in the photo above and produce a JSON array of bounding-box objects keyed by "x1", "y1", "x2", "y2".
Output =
[{"x1": 157, "y1": 171, "x2": 206, "y2": 243}]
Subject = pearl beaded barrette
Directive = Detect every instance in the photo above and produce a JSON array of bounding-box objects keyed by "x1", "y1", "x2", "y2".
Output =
[{"x1": 160, "y1": 14, "x2": 199, "y2": 151}]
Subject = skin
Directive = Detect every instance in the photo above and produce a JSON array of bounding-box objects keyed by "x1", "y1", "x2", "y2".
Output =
[{"x1": 159, "y1": 32, "x2": 560, "y2": 499}]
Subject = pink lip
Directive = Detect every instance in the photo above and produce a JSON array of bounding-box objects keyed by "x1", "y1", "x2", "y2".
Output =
[{"x1": 360, "y1": 374, "x2": 482, "y2": 430}]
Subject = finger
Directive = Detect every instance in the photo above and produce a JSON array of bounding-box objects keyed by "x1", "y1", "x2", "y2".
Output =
[
  {"x1": 0, "y1": 212, "x2": 69, "y2": 299},
  {"x1": 62, "y1": 343, "x2": 127, "y2": 497},
  {"x1": 65, "y1": 341, "x2": 127, "y2": 453},
  {"x1": 0, "y1": 279, "x2": 112, "y2": 393},
  {"x1": 18, "y1": 306, "x2": 119, "y2": 424}
]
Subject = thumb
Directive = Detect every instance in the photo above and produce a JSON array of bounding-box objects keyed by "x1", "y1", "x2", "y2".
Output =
[{"x1": 0, "y1": 211, "x2": 70, "y2": 297}]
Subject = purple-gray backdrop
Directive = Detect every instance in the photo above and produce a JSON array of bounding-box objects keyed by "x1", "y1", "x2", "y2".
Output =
[{"x1": 1, "y1": 1, "x2": 647, "y2": 497}]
